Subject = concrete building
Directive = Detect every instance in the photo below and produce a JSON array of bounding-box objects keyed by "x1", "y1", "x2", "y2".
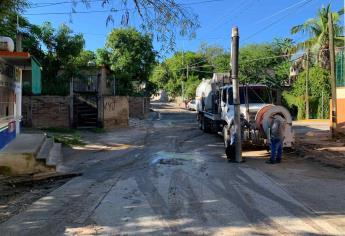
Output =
[
  {"x1": 0, "y1": 51, "x2": 41, "y2": 149},
  {"x1": 335, "y1": 50, "x2": 345, "y2": 133}
]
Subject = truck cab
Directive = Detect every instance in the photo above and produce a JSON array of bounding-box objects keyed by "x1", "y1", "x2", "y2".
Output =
[{"x1": 220, "y1": 85, "x2": 272, "y2": 125}]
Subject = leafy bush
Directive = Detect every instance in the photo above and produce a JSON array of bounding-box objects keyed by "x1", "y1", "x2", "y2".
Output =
[{"x1": 284, "y1": 66, "x2": 330, "y2": 119}]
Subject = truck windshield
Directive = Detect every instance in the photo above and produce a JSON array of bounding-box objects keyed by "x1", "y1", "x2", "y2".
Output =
[{"x1": 228, "y1": 86, "x2": 271, "y2": 104}]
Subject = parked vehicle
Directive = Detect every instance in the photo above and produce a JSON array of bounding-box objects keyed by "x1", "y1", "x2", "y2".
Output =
[
  {"x1": 187, "y1": 100, "x2": 196, "y2": 110},
  {"x1": 195, "y1": 73, "x2": 294, "y2": 157}
]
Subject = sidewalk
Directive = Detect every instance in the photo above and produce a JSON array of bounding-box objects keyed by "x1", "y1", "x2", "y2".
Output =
[
  {"x1": 0, "y1": 117, "x2": 152, "y2": 224},
  {"x1": 294, "y1": 120, "x2": 345, "y2": 168}
]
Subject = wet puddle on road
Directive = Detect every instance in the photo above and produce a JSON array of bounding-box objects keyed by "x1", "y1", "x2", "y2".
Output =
[{"x1": 150, "y1": 151, "x2": 200, "y2": 166}]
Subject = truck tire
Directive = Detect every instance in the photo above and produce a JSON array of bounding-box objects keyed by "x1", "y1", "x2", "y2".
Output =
[
  {"x1": 202, "y1": 116, "x2": 211, "y2": 133},
  {"x1": 198, "y1": 114, "x2": 203, "y2": 130}
]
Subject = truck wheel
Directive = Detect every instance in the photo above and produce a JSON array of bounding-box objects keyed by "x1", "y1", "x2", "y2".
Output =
[
  {"x1": 202, "y1": 116, "x2": 210, "y2": 133},
  {"x1": 225, "y1": 146, "x2": 231, "y2": 159},
  {"x1": 199, "y1": 115, "x2": 203, "y2": 130}
]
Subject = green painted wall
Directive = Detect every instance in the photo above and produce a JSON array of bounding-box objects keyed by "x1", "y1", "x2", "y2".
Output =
[{"x1": 31, "y1": 58, "x2": 41, "y2": 94}]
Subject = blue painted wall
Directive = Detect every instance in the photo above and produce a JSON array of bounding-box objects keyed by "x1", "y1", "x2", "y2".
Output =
[{"x1": 0, "y1": 122, "x2": 16, "y2": 150}]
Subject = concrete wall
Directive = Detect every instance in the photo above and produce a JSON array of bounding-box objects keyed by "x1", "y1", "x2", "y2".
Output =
[
  {"x1": 129, "y1": 97, "x2": 150, "y2": 119},
  {"x1": 102, "y1": 96, "x2": 129, "y2": 129},
  {"x1": 22, "y1": 96, "x2": 70, "y2": 128},
  {"x1": 336, "y1": 87, "x2": 345, "y2": 134}
]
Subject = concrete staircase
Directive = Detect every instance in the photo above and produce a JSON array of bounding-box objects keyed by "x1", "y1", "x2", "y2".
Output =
[
  {"x1": 74, "y1": 96, "x2": 98, "y2": 128},
  {"x1": 0, "y1": 134, "x2": 64, "y2": 175},
  {"x1": 36, "y1": 137, "x2": 63, "y2": 169}
]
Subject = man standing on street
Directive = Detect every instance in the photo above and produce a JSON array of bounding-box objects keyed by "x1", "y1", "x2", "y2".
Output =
[{"x1": 267, "y1": 115, "x2": 285, "y2": 164}]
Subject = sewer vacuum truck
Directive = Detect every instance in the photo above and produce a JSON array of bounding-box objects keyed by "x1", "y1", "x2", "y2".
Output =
[{"x1": 195, "y1": 73, "x2": 294, "y2": 157}]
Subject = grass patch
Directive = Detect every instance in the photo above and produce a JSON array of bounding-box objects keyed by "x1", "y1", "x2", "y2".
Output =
[
  {"x1": 49, "y1": 134, "x2": 86, "y2": 146},
  {"x1": 90, "y1": 128, "x2": 106, "y2": 133},
  {"x1": 42, "y1": 127, "x2": 77, "y2": 134},
  {"x1": 0, "y1": 166, "x2": 12, "y2": 175}
]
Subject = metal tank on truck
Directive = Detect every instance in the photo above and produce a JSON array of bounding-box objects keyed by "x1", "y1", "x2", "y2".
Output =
[{"x1": 195, "y1": 73, "x2": 295, "y2": 158}]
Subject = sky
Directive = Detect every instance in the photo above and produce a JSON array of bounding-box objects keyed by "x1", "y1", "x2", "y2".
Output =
[{"x1": 25, "y1": 0, "x2": 344, "y2": 57}]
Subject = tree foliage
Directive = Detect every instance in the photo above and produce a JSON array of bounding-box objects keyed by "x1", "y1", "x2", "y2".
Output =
[
  {"x1": 198, "y1": 43, "x2": 229, "y2": 73},
  {"x1": 291, "y1": 4, "x2": 344, "y2": 69},
  {"x1": 76, "y1": 0, "x2": 199, "y2": 52},
  {"x1": 150, "y1": 51, "x2": 212, "y2": 98},
  {"x1": 38, "y1": 23, "x2": 85, "y2": 95},
  {"x1": 238, "y1": 42, "x2": 291, "y2": 88},
  {"x1": 0, "y1": 0, "x2": 28, "y2": 23},
  {"x1": 284, "y1": 66, "x2": 331, "y2": 119},
  {"x1": 74, "y1": 50, "x2": 96, "y2": 67},
  {"x1": 104, "y1": 28, "x2": 156, "y2": 95},
  {"x1": 106, "y1": 28, "x2": 155, "y2": 81}
]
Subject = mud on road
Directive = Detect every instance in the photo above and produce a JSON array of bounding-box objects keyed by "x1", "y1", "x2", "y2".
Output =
[{"x1": 1, "y1": 102, "x2": 345, "y2": 235}]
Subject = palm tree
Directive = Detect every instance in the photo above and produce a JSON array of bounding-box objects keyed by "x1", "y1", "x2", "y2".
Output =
[{"x1": 291, "y1": 4, "x2": 344, "y2": 70}]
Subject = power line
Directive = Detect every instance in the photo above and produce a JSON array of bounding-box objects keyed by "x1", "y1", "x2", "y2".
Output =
[
  {"x1": 23, "y1": 9, "x2": 118, "y2": 15},
  {"x1": 28, "y1": 0, "x2": 227, "y2": 10},
  {"x1": 242, "y1": 0, "x2": 314, "y2": 43},
  {"x1": 208, "y1": 0, "x2": 257, "y2": 35},
  {"x1": 30, "y1": 0, "x2": 104, "y2": 9},
  {"x1": 254, "y1": 0, "x2": 313, "y2": 25},
  {"x1": 206, "y1": 0, "x2": 248, "y2": 32}
]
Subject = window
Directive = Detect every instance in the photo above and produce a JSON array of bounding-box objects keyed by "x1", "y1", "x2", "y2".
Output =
[
  {"x1": 0, "y1": 62, "x2": 15, "y2": 122},
  {"x1": 222, "y1": 88, "x2": 227, "y2": 103},
  {"x1": 0, "y1": 87, "x2": 14, "y2": 120},
  {"x1": 227, "y1": 86, "x2": 271, "y2": 105},
  {"x1": 0, "y1": 62, "x2": 14, "y2": 78}
]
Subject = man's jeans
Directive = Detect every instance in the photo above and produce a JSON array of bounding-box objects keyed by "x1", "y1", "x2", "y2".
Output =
[{"x1": 270, "y1": 138, "x2": 282, "y2": 161}]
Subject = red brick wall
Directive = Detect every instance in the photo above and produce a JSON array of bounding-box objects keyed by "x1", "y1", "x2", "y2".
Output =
[
  {"x1": 129, "y1": 97, "x2": 150, "y2": 119},
  {"x1": 22, "y1": 96, "x2": 70, "y2": 128}
]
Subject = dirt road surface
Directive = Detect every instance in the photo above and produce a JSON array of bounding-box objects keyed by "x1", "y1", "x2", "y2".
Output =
[{"x1": 1, "y1": 103, "x2": 345, "y2": 235}]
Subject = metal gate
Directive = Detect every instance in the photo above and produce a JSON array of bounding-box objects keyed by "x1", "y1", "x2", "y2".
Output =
[{"x1": 72, "y1": 74, "x2": 100, "y2": 128}]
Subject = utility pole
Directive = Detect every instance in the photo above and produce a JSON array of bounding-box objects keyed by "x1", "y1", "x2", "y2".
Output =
[
  {"x1": 181, "y1": 81, "x2": 184, "y2": 101},
  {"x1": 305, "y1": 49, "x2": 310, "y2": 119},
  {"x1": 328, "y1": 12, "x2": 337, "y2": 136},
  {"x1": 231, "y1": 26, "x2": 242, "y2": 163}
]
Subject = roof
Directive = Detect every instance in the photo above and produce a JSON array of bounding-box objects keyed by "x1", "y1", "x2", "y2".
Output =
[{"x1": 0, "y1": 51, "x2": 40, "y2": 69}]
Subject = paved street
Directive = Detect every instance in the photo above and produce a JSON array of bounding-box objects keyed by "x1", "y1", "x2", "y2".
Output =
[{"x1": 1, "y1": 103, "x2": 345, "y2": 235}]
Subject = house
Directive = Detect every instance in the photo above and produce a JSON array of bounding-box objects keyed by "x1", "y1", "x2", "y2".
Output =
[
  {"x1": 335, "y1": 50, "x2": 345, "y2": 133},
  {"x1": 0, "y1": 50, "x2": 41, "y2": 149}
]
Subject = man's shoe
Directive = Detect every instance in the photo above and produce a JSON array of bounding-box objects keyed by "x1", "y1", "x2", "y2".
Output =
[
  {"x1": 265, "y1": 159, "x2": 275, "y2": 164},
  {"x1": 276, "y1": 159, "x2": 281, "y2": 163}
]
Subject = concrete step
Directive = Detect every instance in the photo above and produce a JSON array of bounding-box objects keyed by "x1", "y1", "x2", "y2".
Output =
[
  {"x1": 36, "y1": 138, "x2": 53, "y2": 160},
  {"x1": 46, "y1": 143, "x2": 63, "y2": 167},
  {"x1": 79, "y1": 113, "x2": 97, "y2": 117}
]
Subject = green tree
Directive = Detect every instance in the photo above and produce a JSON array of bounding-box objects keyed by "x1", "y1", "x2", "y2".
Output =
[
  {"x1": 198, "y1": 43, "x2": 225, "y2": 61},
  {"x1": 272, "y1": 38, "x2": 295, "y2": 58},
  {"x1": 95, "y1": 48, "x2": 110, "y2": 66},
  {"x1": 213, "y1": 54, "x2": 230, "y2": 73},
  {"x1": 105, "y1": 28, "x2": 156, "y2": 95},
  {"x1": 285, "y1": 66, "x2": 331, "y2": 119},
  {"x1": 150, "y1": 51, "x2": 212, "y2": 97},
  {"x1": 238, "y1": 43, "x2": 288, "y2": 87},
  {"x1": 77, "y1": 0, "x2": 199, "y2": 51},
  {"x1": 198, "y1": 43, "x2": 229, "y2": 72},
  {"x1": 291, "y1": 4, "x2": 344, "y2": 69},
  {"x1": 75, "y1": 50, "x2": 96, "y2": 67},
  {"x1": 0, "y1": 0, "x2": 28, "y2": 23},
  {"x1": 39, "y1": 23, "x2": 85, "y2": 95}
]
